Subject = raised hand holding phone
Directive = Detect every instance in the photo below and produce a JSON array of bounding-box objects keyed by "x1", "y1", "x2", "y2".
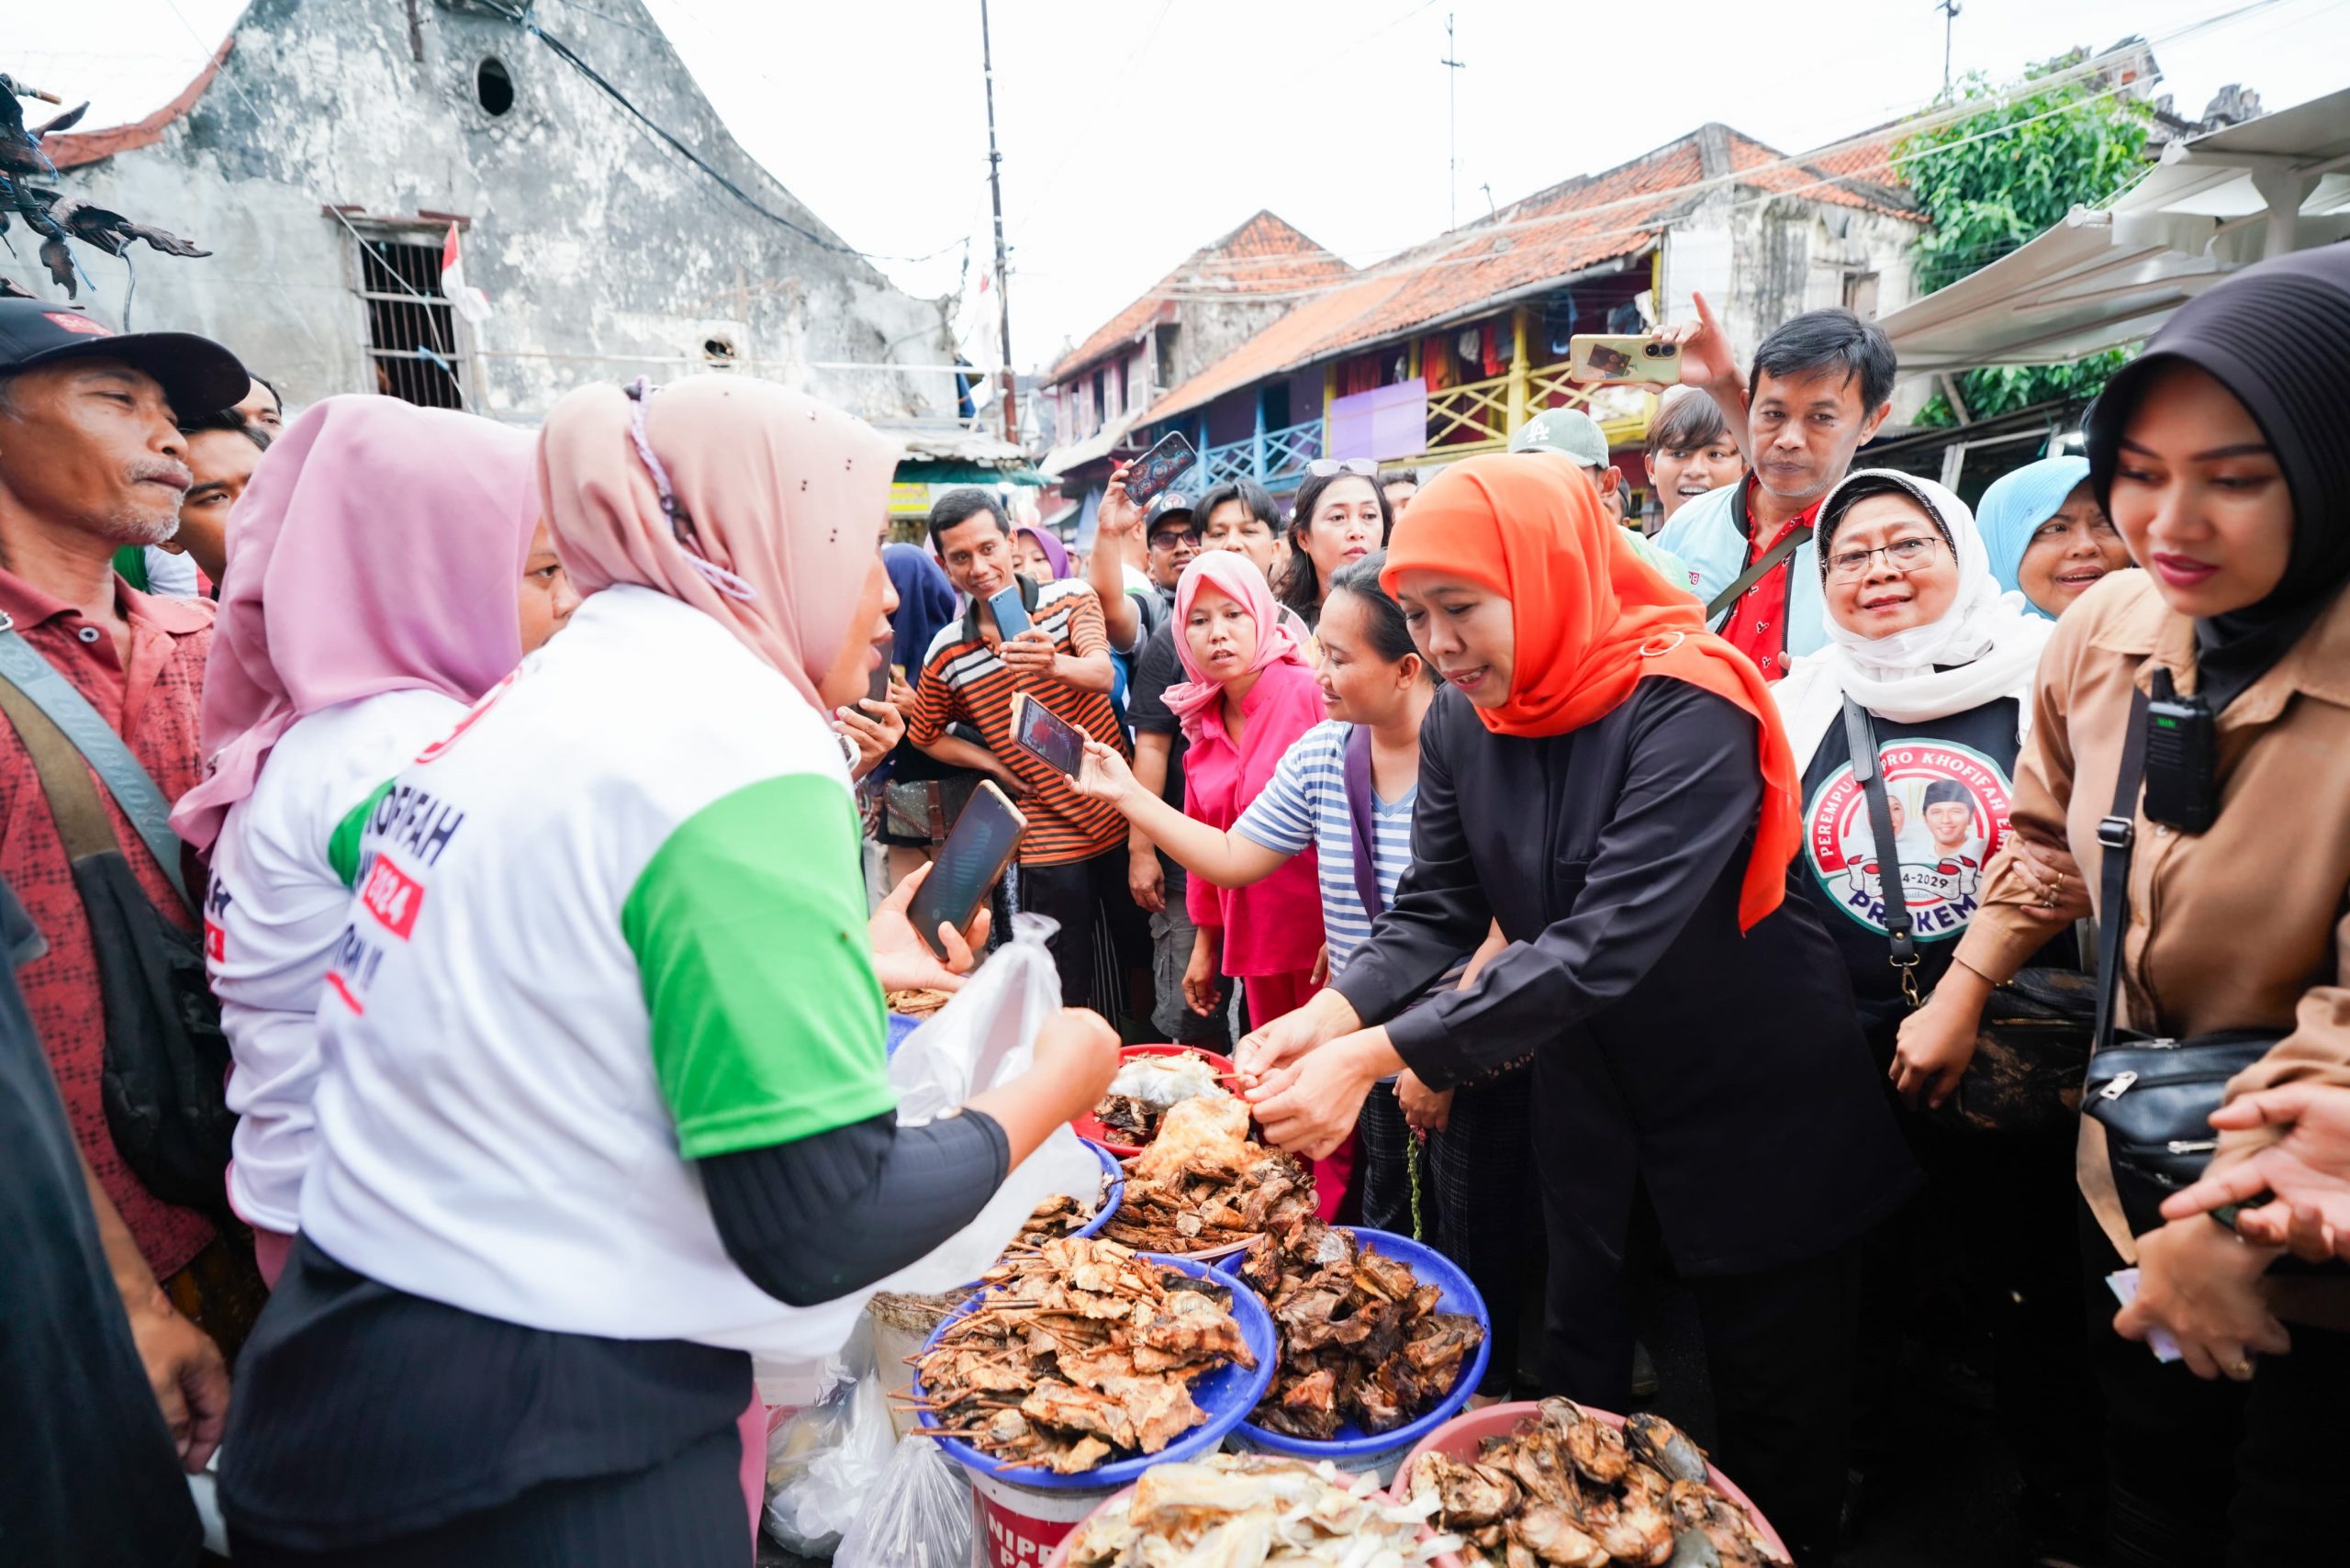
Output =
[{"x1": 906, "y1": 780, "x2": 1026, "y2": 960}]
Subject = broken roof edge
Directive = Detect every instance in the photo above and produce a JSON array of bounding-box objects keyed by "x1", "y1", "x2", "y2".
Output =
[
  {"x1": 1046, "y1": 208, "x2": 1353, "y2": 385},
  {"x1": 43, "y1": 37, "x2": 236, "y2": 171}
]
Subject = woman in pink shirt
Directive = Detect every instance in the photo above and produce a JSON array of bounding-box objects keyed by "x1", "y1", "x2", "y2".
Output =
[{"x1": 1162, "y1": 551, "x2": 1345, "y2": 1214}]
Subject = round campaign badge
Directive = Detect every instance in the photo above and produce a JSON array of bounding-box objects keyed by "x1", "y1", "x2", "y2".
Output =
[{"x1": 1805, "y1": 740, "x2": 2016, "y2": 941}]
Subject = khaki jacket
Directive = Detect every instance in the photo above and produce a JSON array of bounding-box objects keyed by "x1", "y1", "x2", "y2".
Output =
[{"x1": 1957, "y1": 571, "x2": 2350, "y2": 1319}]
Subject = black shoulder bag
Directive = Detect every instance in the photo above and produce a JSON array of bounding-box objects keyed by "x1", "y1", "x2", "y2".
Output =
[
  {"x1": 1844, "y1": 698, "x2": 2095, "y2": 1135},
  {"x1": 2079, "y1": 686, "x2": 2279, "y2": 1236},
  {"x1": 0, "y1": 666, "x2": 234, "y2": 1215}
]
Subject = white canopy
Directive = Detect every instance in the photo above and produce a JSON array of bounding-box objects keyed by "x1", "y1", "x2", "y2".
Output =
[{"x1": 1881, "y1": 85, "x2": 2350, "y2": 374}]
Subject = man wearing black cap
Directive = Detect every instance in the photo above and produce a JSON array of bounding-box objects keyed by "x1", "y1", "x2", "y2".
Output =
[{"x1": 0, "y1": 298, "x2": 252, "y2": 1476}]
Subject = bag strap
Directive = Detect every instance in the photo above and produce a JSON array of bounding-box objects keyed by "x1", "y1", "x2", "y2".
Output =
[
  {"x1": 0, "y1": 673, "x2": 128, "y2": 864},
  {"x1": 2091, "y1": 689, "x2": 2154, "y2": 1053},
  {"x1": 0, "y1": 621, "x2": 191, "y2": 911},
  {"x1": 1706, "y1": 524, "x2": 1813, "y2": 623},
  {"x1": 1342, "y1": 724, "x2": 1386, "y2": 923},
  {"x1": 1842, "y1": 697, "x2": 1920, "y2": 1005}
]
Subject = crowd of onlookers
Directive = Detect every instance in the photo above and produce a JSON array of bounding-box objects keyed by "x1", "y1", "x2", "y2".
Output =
[{"x1": 4, "y1": 242, "x2": 2348, "y2": 1568}]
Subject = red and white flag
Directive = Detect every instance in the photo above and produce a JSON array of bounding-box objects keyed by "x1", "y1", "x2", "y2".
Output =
[{"x1": 440, "y1": 221, "x2": 493, "y2": 325}]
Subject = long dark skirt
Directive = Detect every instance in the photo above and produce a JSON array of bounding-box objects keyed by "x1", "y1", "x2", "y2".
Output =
[{"x1": 1428, "y1": 1068, "x2": 1536, "y2": 1395}]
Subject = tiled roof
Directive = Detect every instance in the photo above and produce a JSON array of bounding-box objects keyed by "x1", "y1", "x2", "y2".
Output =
[
  {"x1": 1142, "y1": 123, "x2": 1924, "y2": 425},
  {"x1": 44, "y1": 39, "x2": 233, "y2": 171},
  {"x1": 1047, "y1": 209, "x2": 1350, "y2": 383}
]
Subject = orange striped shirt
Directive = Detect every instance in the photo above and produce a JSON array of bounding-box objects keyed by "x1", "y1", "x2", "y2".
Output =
[{"x1": 907, "y1": 578, "x2": 1132, "y2": 866}]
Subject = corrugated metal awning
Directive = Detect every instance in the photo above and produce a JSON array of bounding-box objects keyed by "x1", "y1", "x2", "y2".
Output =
[{"x1": 1880, "y1": 85, "x2": 2350, "y2": 373}]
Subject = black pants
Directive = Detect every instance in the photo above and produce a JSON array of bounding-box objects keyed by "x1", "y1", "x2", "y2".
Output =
[
  {"x1": 1357, "y1": 1080, "x2": 1414, "y2": 1237},
  {"x1": 1016, "y1": 849, "x2": 1134, "y2": 1016},
  {"x1": 1547, "y1": 1217, "x2": 1861, "y2": 1568},
  {"x1": 233, "y1": 1423, "x2": 746, "y2": 1568},
  {"x1": 2077, "y1": 1199, "x2": 2350, "y2": 1567},
  {"x1": 1429, "y1": 1070, "x2": 1536, "y2": 1396}
]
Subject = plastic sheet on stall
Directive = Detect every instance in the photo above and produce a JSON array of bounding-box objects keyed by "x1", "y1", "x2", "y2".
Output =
[
  {"x1": 867, "y1": 913, "x2": 1100, "y2": 1295},
  {"x1": 762, "y1": 1320, "x2": 894, "y2": 1557},
  {"x1": 834, "y1": 1433, "x2": 976, "y2": 1568}
]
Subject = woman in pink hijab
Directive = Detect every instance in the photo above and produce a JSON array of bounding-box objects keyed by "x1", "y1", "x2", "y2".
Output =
[
  {"x1": 216, "y1": 377, "x2": 1120, "y2": 1568},
  {"x1": 171, "y1": 395, "x2": 577, "y2": 1290},
  {"x1": 1160, "y1": 550, "x2": 1343, "y2": 1215}
]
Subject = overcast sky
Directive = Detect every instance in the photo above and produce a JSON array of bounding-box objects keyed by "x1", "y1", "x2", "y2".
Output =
[{"x1": 23, "y1": 0, "x2": 2348, "y2": 373}]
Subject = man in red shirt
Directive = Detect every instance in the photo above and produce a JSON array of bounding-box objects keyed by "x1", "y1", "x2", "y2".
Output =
[
  {"x1": 0, "y1": 299, "x2": 251, "y2": 1413},
  {"x1": 1654, "y1": 299, "x2": 1897, "y2": 678}
]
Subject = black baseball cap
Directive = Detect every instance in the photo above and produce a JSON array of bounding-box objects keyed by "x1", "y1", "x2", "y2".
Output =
[
  {"x1": 0, "y1": 299, "x2": 248, "y2": 419},
  {"x1": 1145, "y1": 488, "x2": 1198, "y2": 535}
]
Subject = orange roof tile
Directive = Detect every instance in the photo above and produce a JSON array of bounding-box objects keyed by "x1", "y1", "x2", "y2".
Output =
[
  {"x1": 1141, "y1": 123, "x2": 1922, "y2": 425},
  {"x1": 1047, "y1": 209, "x2": 1350, "y2": 383},
  {"x1": 44, "y1": 39, "x2": 233, "y2": 171}
]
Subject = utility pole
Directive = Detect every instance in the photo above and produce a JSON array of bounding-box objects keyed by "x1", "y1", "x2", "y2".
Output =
[
  {"x1": 1936, "y1": 0, "x2": 1963, "y2": 98},
  {"x1": 979, "y1": 0, "x2": 1018, "y2": 444},
  {"x1": 1440, "y1": 13, "x2": 1465, "y2": 230}
]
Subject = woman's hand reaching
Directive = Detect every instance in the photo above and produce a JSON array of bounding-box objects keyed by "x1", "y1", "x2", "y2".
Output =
[{"x1": 1071, "y1": 738, "x2": 1138, "y2": 806}]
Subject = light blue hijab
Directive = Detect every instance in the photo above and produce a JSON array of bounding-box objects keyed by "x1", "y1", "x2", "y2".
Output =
[{"x1": 1975, "y1": 456, "x2": 2092, "y2": 618}]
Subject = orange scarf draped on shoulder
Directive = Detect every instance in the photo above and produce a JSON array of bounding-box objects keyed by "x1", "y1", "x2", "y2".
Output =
[{"x1": 1379, "y1": 454, "x2": 1800, "y2": 930}]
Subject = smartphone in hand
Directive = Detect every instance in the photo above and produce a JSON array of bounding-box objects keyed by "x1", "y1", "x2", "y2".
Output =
[
  {"x1": 987, "y1": 583, "x2": 1033, "y2": 641},
  {"x1": 1122, "y1": 431, "x2": 1200, "y2": 506},
  {"x1": 866, "y1": 637, "x2": 895, "y2": 705},
  {"x1": 1010, "y1": 690, "x2": 1086, "y2": 778},
  {"x1": 1569, "y1": 333, "x2": 1682, "y2": 385},
  {"x1": 909, "y1": 780, "x2": 1027, "y2": 958}
]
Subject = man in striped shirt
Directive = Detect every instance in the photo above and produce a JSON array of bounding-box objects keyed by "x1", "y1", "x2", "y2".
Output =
[{"x1": 908, "y1": 489, "x2": 1133, "y2": 1010}]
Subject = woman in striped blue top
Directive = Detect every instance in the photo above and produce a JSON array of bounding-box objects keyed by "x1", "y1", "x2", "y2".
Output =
[{"x1": 1076, "y1": 555, "x2": 1522, "y2": 1383}]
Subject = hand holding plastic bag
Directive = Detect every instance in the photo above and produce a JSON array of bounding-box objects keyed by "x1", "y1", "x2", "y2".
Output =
[
  {"x1": 872, "y1": 913, "x2": 1102, "y2": 1294},
  {"x1": 834, "y1": 1433, "x2": 976, "y2": 1568}
]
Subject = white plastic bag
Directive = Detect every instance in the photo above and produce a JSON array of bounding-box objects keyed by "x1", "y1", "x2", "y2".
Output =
[
  {"x1": 834, "y1": 1433, "x2": 977, "y2": 1568},
  {"x1": 872, "y1": 913, "x2": 1101, "y2": 1294},
  {"x1": 762, "y1": 1321, "x2": 895, "y2": 1556}
]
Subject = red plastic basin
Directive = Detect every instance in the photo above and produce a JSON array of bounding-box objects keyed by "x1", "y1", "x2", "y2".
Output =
[
  {"x1": 1069, "y1": 1045, "x2": 1237, "y2": 1158},
  {"x1": 1399, "y1": 1400, "x2": 1789, "y2": 1562}
]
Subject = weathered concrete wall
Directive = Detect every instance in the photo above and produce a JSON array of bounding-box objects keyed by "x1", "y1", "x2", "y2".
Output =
[{"x1": 8, "y1": 0, "x2": 954, "y2": 423}]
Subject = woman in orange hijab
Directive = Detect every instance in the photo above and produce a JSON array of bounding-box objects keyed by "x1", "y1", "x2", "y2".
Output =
[{"x1": 1239, "y1": 454, "x2": 1913, "y2": 1564}]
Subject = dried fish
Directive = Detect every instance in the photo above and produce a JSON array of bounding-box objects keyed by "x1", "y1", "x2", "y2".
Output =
[
  {"x1": 1236, "y1": 1217, "x2": 1484, "y2": 1441},
  {"x1": 1008, "y1": 1168, "x2": 1112, "y2": 1252},
  {"x1": 885, "y1": 987, "x2": 953, "y2": 1020},
  {"x1": 911, "y1": 1238, "x2": 1253, "y2": 1475},
  {"x1": 1102, "y1": 1095, "x2": 1318, "y2": 1255},
  {"x1": 1092, "y1": 1050, "x2": 1235, "y2": 1147},
  {"x1": 1061, "y1": 1451, "x2": 1459, "y2": 1567},
  {"x1": 1402, "y1": 1400, "x2": 1785, "y2": 1568}
]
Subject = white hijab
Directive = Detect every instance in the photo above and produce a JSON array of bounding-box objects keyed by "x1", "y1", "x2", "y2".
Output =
[{"x1": 1773, "y1": 469, "x2": 2053, "y2": 763}]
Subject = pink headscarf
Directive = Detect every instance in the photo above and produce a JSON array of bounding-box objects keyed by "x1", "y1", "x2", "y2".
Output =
[
  {"x1": 169, "y1": 397, "x2": 541, "y2": 854},
  {"x1": 537, "y1": 376, "x2": 901, "y2": 709},
  {"x1": 1161, "y1": 549, "x2": 1310, "y2": 742}
]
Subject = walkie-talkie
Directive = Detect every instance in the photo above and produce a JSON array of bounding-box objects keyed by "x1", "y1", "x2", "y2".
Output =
[{"x1": 2143, "y1": 667, "x2": 2217, "y2": 834}]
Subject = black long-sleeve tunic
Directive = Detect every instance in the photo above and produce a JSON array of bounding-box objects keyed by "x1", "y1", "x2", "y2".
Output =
[{"x1": 1334, "y1": 678, "x2": 1917, "y2": 1276}]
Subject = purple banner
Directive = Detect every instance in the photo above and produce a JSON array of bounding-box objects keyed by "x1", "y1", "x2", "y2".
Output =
[{"x1": 1327, "y1": 379, "x2": 1428, "y2": 463}]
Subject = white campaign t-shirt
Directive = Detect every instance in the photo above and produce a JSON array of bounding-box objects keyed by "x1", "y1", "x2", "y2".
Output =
[
  {"x1": 207, "y1": 689, "x2": 465, "y2": 1235},
  {"x1": 299, "y1": 586, "x2": 895, "y2": 1359}
]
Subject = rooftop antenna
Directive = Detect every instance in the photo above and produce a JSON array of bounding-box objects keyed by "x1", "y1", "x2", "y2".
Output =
[
  {"x1": 1440, "y1": 13, "x2": 1466, "y2": 230},
  {"x1": 1936, "y1": 0, "x2": 1963, "y2": 98}
]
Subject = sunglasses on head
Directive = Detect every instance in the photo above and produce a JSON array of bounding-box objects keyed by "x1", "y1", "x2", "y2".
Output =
[{"x1": 1304, "y1": 458, "x2": 1380, "y2": 479}]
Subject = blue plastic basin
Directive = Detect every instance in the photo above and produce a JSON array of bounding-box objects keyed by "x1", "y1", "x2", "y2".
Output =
[
  {"x1": 1211, "y1": 1226, "x2": 1490, "y2": 1479},
  {"x1": 914, "y1": 1252, "x2": 1278, "y2": 1490}
]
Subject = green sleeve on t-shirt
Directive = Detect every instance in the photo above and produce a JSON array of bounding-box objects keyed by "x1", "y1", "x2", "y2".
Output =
[
  {"x1": 620, "y1": 773, "x2": 896, "y2": 1159},
  {"x1": 329, "y1": 779, "x2": 396, "y2": 890}
]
